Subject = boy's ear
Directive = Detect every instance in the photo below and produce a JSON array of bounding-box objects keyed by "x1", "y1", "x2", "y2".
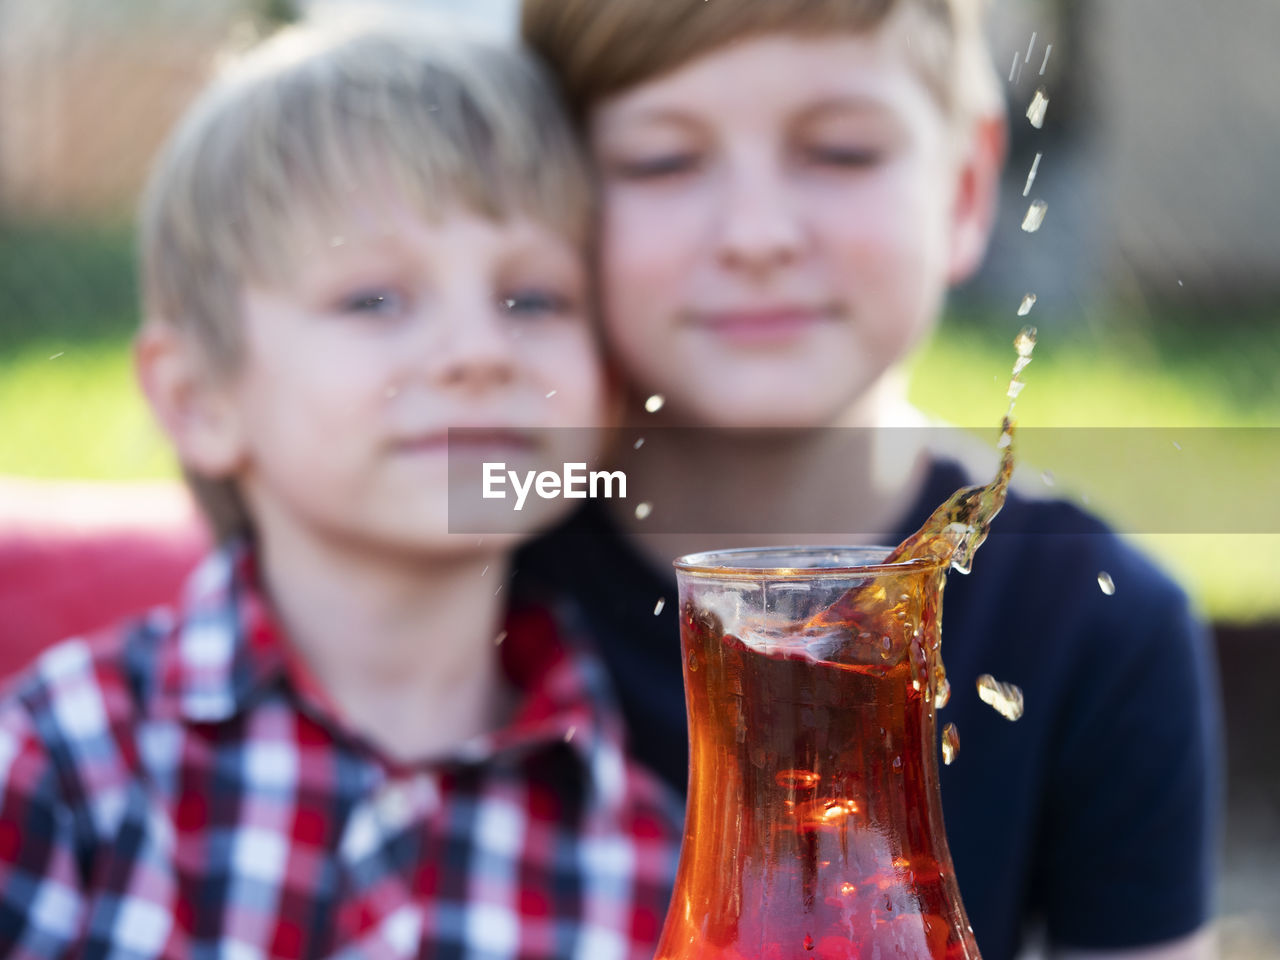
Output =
[
  {"x1": 946, "y1": 112, "x2": 1007, "y2": 286},
  {"x1": 134, "y1": 320, "x2": 246, "y2": 479}
]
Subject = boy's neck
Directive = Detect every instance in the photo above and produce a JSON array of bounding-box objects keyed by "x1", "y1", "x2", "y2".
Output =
[
  {"x1": 616, "y1": 375, "x2": 933, "y2": 572},
  {"x1": 251, "y1": 519, "x2": 513, "y2": 767}
]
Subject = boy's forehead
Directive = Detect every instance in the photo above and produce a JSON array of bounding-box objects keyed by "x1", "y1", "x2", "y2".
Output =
[
  {"x1": 595, "y1": 29, "x2": 942, "y2": 131},
  {"x1": 254, "y1": 194, "x2": 580, "y2": 285}
]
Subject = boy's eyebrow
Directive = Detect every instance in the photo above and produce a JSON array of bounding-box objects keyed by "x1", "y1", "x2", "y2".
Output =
[
  {"x1": 598, "y1": 106, "x2": 704, "y2": 134},
  {"x1": 792, "y1": 95, "x2": 897, "y2": 123}
]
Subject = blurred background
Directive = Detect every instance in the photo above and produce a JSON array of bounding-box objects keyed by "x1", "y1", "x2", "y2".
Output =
[{"x1": 0, "y1": 0, "x2": 1276, "y2": 954}]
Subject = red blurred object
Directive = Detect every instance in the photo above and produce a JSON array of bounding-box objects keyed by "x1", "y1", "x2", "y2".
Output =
[{"x1": 0, "y1": 479, "x2": 207, "y2": 680}]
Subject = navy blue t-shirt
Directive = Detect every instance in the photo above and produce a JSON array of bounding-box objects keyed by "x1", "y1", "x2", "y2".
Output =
[{"x1": 514, "y1": 459, "x2": 1223, "y2": 959}]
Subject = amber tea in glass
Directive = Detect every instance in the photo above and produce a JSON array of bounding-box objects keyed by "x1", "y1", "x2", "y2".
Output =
[{"x1": 658, "y1": 547, "x2": 980, "y2": 960}]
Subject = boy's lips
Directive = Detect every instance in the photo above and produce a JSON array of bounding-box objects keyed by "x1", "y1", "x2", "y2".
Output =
[
  {"x1": 394, "y1": 428, "x2": 540, "y2": 456},
  {"x1": 689, "y1": 304, "x2": 843, "y2": 345}
]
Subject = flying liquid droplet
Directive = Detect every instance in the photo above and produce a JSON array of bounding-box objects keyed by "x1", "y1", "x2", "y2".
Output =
[
  {"x1": 1008, "y1": 52, "x2": 1019, "y2": 83},
  {"x1": 1025, "y1": 31, "x2": 1037, "y2": 63},
  {"x1": 480, "y1": 565, "x2": 489, "y2": 577},
  {"x1": 941, "y1": 724, "x2": 960, "y2": 765},
  {"x1": 564, "y1": 726, "x2": 576, "y2": 743},
  {"x1": 634, "y1": 501, "x2": 653, "y2": 521},
  {"x1": 976, "y1": 674, "x2": 1025, "y2": 721},
  {"x1": 1098, "y1": 571, "x2": 1116, "y2": 595},
  {"x1": 49, "y1": 352, "x2": 64, "y2": 360},
  {"x1": 545, "y1": 389, "x2": 557, "y2": 399},
  {"x1": 1017, "y1": 293, "x2": 1037, "y2": 316},
  {"x1": 493, "y1": 630, "x2": 507, "y2": 646},
  {"x1": 934, "y1": 677, "x2": 951, "y2": 709},
  {"x1": 329, "y1": 236, "x2": 345, "y2": 247},
  {"x1": 1015, "y1": 326, "x2": 1037, "y2": 357},
  {"x1": 653, "y1": 598, "x2": 666, "y2": 615},
  {"x1": 1022, "y1": 153, "x2": 1042, "y2": 198},
  {"x1": 1026, "y1": 87, "x2": 1050, "y2": 128},
  {"x1": 633, "y1": 437, "x2": 645, "y2": 449},
  {"x1": 1040, "y1": 44, "x2": 1053, "y2": 76},
  {"x1": 644, "y1": 394, "x2": 665, "y2": 413},
  {"x1": 1041, "y1": 470, "x2": 1055, "y2": 486},
  {"x1": 1172, "y1": 440, "x2": 1183, "y2": 451},
  {"x1": 1021, "y1": 200, "x2": 1048, "y2": 233}
]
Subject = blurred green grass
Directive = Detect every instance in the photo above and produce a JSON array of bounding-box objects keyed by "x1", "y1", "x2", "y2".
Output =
[
  {"x1": 0, "y1": 340, "x2": 172, "y2": 480},
  {"x1": 2, "y1": 315, "x2": 1278, "y2": 622},
  {"x1": 907, "y1": 321, "x2": 1280, "y2": 624}
]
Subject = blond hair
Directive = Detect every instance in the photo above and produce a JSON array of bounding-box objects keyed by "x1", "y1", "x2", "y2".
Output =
[
  {"x1": 521, "y1": 0, "x2": 1001, "y2": 126},
  {"x1": 138, "y1": 18, "x2": 591, "y2": 541}
]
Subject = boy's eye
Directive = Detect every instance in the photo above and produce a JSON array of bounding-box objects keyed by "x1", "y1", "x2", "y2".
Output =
[
  {"x1": 612, "y1": 154, "x2": 701, "y2": 180},
  {"x1": 804, "y1": 145, "x2": 883, "y2": 168},
  {"x1": 500, "y1": 289, "x2": 574, "y2": 318},
  {"x1": 338, "y1": 289, "x2": 405, "y2": 316}
]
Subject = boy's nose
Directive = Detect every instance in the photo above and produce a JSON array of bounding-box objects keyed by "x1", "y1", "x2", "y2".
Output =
[
  {"x1": 430, "y1": 305, "x2": 518, "y2": 390},
  {"x1": 714, "y1": 157, "x2": 805, "y2": 277}
]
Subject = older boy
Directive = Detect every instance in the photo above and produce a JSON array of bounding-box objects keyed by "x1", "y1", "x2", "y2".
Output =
[
  {"x1": 0, "y1": 21, "x2": 679, "y2": 959},
  {"x1": 517, "y1": 2, "x2": 1221, "y2": 959}
]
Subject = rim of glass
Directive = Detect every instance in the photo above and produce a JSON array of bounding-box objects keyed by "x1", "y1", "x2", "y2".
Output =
[{"x1": 673, "y1": 545, "x2": 947, "y2": 580}]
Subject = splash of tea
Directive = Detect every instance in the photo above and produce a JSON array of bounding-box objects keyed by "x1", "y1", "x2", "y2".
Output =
[
  {"x1": 803, "y1": 327, "x2": 1037, "y2": 738},
  {"x1": 807, "y1": 325, "x2": 1037, "y2": 639},
  {"x1": 885, "y1": 325, "x2": 1036, "y2": 573}
]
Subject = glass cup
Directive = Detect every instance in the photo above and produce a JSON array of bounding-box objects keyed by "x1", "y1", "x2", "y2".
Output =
[{"x1": 656, "y1": 546, "x2": 980, "y2": 960}]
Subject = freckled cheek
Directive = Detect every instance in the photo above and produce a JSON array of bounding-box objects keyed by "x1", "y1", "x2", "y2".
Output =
[
  {"x1": 808, "y1": 198, "x2": 943, "y2": 352},
  {"x1": 268, "y1": 357, "x2": 386, "y2": 432},
  {"x1": 602, "y1": 222, "x2": 699, "y2": 373},
  {"x1": 817, "y1": 183, "x2": 938, "y2": 276},
  {"x1": 602, "y1": 192, "x2": 704, "y2": 293}
]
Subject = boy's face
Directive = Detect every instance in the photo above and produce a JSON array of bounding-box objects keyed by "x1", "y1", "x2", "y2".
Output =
[
  {"x1": 591, "y1": 26, "x2": 997, "y2": 427},
  {"x1": 211, "y1": 202, "x2": 603, "y2": 555}
]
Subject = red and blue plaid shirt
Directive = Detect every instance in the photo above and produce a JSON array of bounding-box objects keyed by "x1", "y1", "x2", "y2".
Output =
[{"x1": 0, "y1": 543, "x2": 682, "y2": 958}]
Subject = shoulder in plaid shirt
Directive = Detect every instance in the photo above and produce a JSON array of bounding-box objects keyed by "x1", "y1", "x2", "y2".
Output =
[{"x1": 0, "y1": 543, "x2": 681, "y2": 959}]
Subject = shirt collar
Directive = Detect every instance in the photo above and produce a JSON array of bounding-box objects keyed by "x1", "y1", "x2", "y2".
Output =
[
  {"x1": 153, "y1": 542, "x2": 633, "y2": 810},
  {"x1": 463, "y1": 600, "x2": 633, "y2": 812},
  {"x1": 155, "y1": 540, "x2": 285, "y2": 723}
]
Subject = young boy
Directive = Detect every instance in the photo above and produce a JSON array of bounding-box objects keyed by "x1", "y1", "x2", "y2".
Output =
[
  {"x1": 516, "y1": 2, "x2": 1221, "y2": 959},
  {"x1": 0, "y1": 21, "x2": 680, "y2": 958}
]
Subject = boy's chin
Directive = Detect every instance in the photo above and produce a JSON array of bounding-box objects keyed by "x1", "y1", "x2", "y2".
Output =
[
  {"x1": 420, "y1": 530, "x2": 527, "y2": 559},
  {"x1": 663, "y1": 388, "x2": 856, "y2": 431},
  {"x1": 389, "y1": 499, "x2": 577, "y2": 558}
]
